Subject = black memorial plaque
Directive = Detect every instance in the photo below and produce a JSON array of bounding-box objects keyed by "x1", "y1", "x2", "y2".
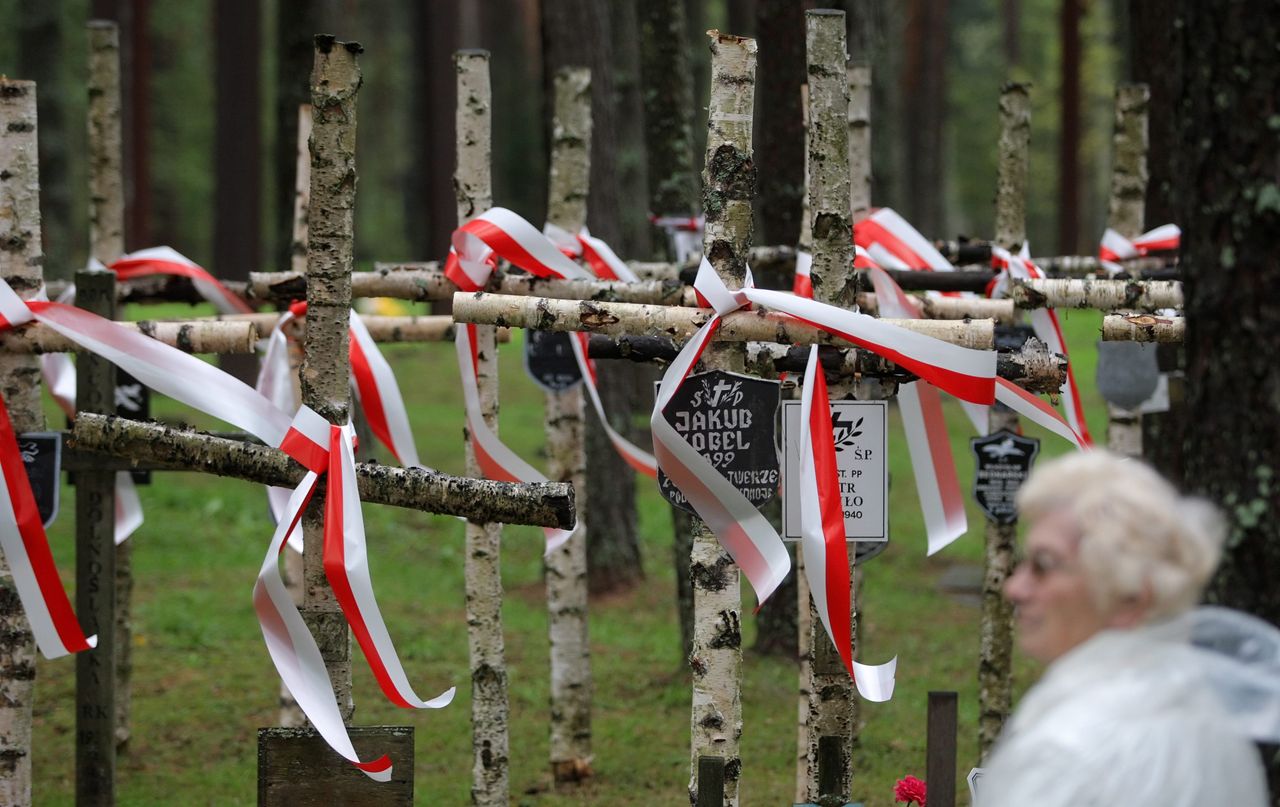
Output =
[
  {"x1": 523, "y1": 330, "x2": 583, "y2": 393},
  {"x1": 17, "y1": 432, "x2": 61, "y2": 527},
  {"x1": 115, "y1": 370, "x2": 151, "y2": 484},
  {"x1": 970, "y1": 429, "x2": 1039, "y2": 524},
  {"x1": 657, "y1": 370, "x2": 780, "y2": 514}
]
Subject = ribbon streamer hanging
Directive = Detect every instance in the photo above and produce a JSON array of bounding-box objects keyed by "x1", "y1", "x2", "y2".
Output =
[
  {"x1": 797, "y1": 346, "x2": 896, "y2": 701},
  {"x1": 1098, "y1": 223, "x2": 1180, "y2": 275},
  {"x1": 0, "y1": 278, "x2": 450, "y2": 779}
]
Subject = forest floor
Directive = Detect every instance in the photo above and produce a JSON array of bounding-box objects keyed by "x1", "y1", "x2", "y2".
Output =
[{"x1": 30, "y1": 301, "x2": 1111, "y2": 806}]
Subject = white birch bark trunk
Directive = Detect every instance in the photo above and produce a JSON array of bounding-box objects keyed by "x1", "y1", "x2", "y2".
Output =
[
  {"x1": 847, "y1": 64, "x2": 872, "y2": 223},
  {"x1": 455, "y1": 49, "x2": 510, "y2": 807},
  {"x1": 979, "y1": 82, "x2": 1030, "y2": 761},
  {"x1": 543, "y1": 66, "x2": 594, "y2": 785},
  {"x1": 1105, "y1": 84, "x2": 1151, "y2": 458},
  {"x1": 0, "y1": 75, "x2": 43, "y2": 807},
  {"x1": 86, "y1": 21, "x2": 134, "y2": 755},
  {"x1": 688, "y1": 30, "x2": 757, "y2": 807},
  {"x1": 802, "y1": 12, "x2": 862, "y2": 804},
  {"x1": 280, "y1": 101, "x2": 312, "y2": 728},
  {"x1": 300, "y1": 34, "x2": 361, "y2": 724}
]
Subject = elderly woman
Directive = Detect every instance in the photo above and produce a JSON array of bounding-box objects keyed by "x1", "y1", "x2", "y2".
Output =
[{"x1": 979, "y1": 450, "x2": 1270, "y2": 807}]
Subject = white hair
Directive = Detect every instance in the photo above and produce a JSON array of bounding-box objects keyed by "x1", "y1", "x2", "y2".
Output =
[{"x1": 1017, "y1": 450, "x2": 1225, "y2": 622}]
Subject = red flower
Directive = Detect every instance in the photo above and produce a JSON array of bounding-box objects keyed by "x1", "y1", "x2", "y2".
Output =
[{"x1": 894, "y1": 774, "x2": 927, "y2": 805}]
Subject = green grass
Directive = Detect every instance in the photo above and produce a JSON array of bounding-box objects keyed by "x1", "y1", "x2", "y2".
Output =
[{"x1": 31, "y1": 304, "x2": 1110, "y2": 805}]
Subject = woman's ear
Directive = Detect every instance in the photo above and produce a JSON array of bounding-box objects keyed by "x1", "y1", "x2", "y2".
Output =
[{"x1": 1106, "y1": 584, "x2": 1153, "y2": 629}]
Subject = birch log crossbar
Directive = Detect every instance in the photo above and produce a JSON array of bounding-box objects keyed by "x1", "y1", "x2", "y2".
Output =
[
  {"x1": 0, "y1": 320, "x2": 257, "y2": 354},
  {"x1": 66, "y1": 414, "x2": 574, "y2": 526},
  {"x1": 585, "y1": 336, "x2": 1068, "y2": 393},
  {"x1": 180, "y1": 312, "x2": 511, "y2": 344},
  {"x1": 1010, "y1": 277, "x2": 1183, "y2": 311},
  {"x1": 250, "y1": 266, "x2": 698, "y2": 307},
  {"x1": 450, "y1": 292, "x2": 996, "y2": 348},
  {"x1": 1102, "y1": 314, "x2": 1184, "y2": 342}
]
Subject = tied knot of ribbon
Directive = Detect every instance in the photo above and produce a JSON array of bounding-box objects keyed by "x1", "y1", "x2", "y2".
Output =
[{"x1": 693, "y1": 257, "x2": 754, "y2": 315}]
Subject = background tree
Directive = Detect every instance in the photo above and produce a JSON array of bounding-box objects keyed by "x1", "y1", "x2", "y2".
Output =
[
  {"x1": 542, "y1": 0, "x2": 645, "y2": 594},
  {"x1": 1172, "y1": 0, "x2": 1280, "y2": 795}
]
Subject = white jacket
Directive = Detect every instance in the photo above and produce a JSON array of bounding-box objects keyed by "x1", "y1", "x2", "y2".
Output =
[{"x1": 979, "y1": 614, "x2": 1269, "y2": 807}]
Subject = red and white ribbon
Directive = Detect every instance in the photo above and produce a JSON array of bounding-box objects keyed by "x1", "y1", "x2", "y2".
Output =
[
  {"x1": 566, "y1": 332, "x2": 657, "y2": 477},
  {"x1": 797, "y1": 346, "x2": 896, "y2": 700},
  {"x1": 36, "y1": 279, "x2": 144, "y2": 545},
  {"x1": 446, "y1": 210, "x2": 590, "y2": 551},
  {"x1": 446, "y1": 209, "x2": 655, "y2": 549},
  {"x1": 110, "y1": 246, "x2": 254, "y2": 315},
  {"x1": 854, "y1": 208, "x2": 955, "y2": 273},
  {"x1": 1098, "y1": 223, "x2": 1180, "y2": 274},
  {"x1": 866, "y1": 266, "x2": 969, "y2": 554},
  {"x1": 990, "y1": 246, "x2": 1093, "y2": 446},
  {"x1": 0, "y1": 278, "x2": 449, "y2": 778},
  {"x1": 654, "y1": 258, "x2": 998, "y2": 603},
  {"x1": 650, "y1": 214, "x2": 704, "y2": 263},
  {"x1": 577, "y1": 227, "x2": 640, "y2": 282}
]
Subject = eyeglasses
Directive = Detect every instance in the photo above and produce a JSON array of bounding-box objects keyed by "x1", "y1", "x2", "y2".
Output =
[{"x1": 1012, "y1": 549, "x2": 1075, "y2": 580}]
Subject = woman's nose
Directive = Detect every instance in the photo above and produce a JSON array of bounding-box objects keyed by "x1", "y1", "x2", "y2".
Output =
[{"x1": 1004, "y1": 563, "x2": 1030, "y2": 603}]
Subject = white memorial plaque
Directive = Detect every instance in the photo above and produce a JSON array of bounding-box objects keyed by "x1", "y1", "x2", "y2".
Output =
[{"x1": 781, "y1": 399, "x2": 888, "y2": 542}]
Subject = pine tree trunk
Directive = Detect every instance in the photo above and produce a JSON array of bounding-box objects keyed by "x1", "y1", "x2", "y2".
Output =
[
  {"x1": 543, "y1": 67, "x2": 594, "y2": 785},
  {"x1": 900, "y1": 0, "x2": 949, "y2": 237},
  {"x1": 1173, "y1": 1, "x2": 1280, "y2": 799},
  {"x1": 1057, "y1": 0, "x2": 1082, "y2": 255},
  {"x1": 17, "y1": 2, "x2": 77, "y2": 278},
  {"x1": 274, "y1": 0, "x2": 323, "y2": 273},
  {"x1": 0, "y1": 76, "x2": 43, "y2": 807},
  {"x1": 754, "y1": 0, "x2": 805, "y2": 256},
  {"x1": 638, "y1": 0, "x2": 700, "y2": 663},
  {"x1": 1131, "y1": 0, "x2": 1187, "y2": 482},
  {"x1": 455, "y1": 49, "x2": 510, "y2": 807},
  {"x1": 542, "y1": 0, "x2": 644, "y2": 597}
]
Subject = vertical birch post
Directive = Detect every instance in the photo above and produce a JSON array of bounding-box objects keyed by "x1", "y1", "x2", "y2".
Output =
[
  {"x1": 278, "y1": 101, "x2": 312, "y2": 728},
  {"x1": 978, "y1": 81, "x2": 1029, "y2": 760},
  {"x1": 543, "y1": 66, "x2": 593, "y2": 785},
  {"x1": 300, "y1": 34, "x2": 361, "y2": 724},
  {"x1": 0, "y1": 76, "x2": 43, "y2": 807},
  {"x1": 1104, "y1": 84, "x2": 1150, "y2": 458},
  {"x1": 689, "y1": 31, "x2": 756, "y2": 807},
  {"x1": 455, "y1": 49, "x2": 509, "y2": 807},
  {"x1": 801, "y1": 12, "x2": 861, "y2": 806},
  {"x1": 87, "y1": 20, "x2": 134, "y2": 755},
  {"x1": 847, "y1": 63, "x2": 872, "y2": 224},
  {"x1": 793, "y1": 80, "x2": 814, "y2": 805}
]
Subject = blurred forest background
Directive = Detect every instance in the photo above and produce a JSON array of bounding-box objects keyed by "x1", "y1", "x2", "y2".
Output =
[{"x1": 0, "y1": 0, "x2": 1139, "y2": 285}]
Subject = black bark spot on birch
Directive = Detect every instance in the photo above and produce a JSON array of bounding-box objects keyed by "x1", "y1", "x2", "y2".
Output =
[
  {"x1": 708, "y1": 609, "x2": 741, "y2": 650},
  {"x1": 691, "y1": 553, "x2": 734, "y2": 591}
]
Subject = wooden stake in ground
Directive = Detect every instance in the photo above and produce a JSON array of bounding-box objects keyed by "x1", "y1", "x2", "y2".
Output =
[
  {"x1": 800, "y1": 12, "x2": 869, "y2": 805},
  {"x1": 978, "y1": 81, "x2": 1029, "y2": 761},
  {"x1": 543, "y1": 66, "x2": 593, "y2": 785},
  {"x1": 0, "y1": 75, "x2": 44, "y2": 807},
  {"x1": 87, "y1": 20, "x2": 136, "y2": 757},
  {"x1": 688, "y1": 31, "x2": 756, "y2": 807},
  {"x1": 1103, "y1": 84, "x2": 1151, "y2": 458},
  {"x1": 298, "y1": 35, "x2": 362, "y2": 727},
  {"x1": 455, "y1": 49, "x2": 510, "y2": 807}
]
